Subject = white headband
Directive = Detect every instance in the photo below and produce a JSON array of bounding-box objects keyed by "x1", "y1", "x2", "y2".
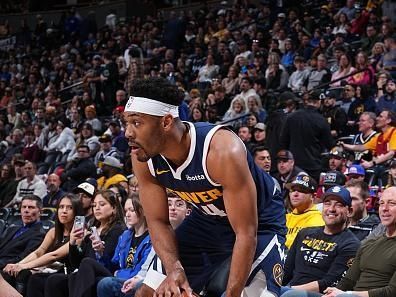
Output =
[{"x1": 124, "y1": 96, "x2": 179, "y2": 118}]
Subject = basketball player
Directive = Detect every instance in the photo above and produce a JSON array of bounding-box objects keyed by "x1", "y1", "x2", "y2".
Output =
[{"x1": 124, "y1": 78, "x2": 286, "y2": 297}]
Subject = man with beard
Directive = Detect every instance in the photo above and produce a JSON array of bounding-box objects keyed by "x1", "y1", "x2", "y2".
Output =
[
  {"x1": 97, "y1": 156, "x2": 127, "y2": 190},
  {"x1": 42, "y1": 174, "x2": 65, "y2": 207},
  {"x1": 281, "y1": 186, "x2": 360, "y2": 297},
  {"x1": 61, "y1": 144, "x2": 97, "y2": 191},
  {"x1": 328, "y1": 146, "x2": 348, "y2": 173},
  {"x1": 274, "y1": 150, "x2": 306, "y2": 190},
  {"x1": 346, "y1": 180, "x2": 380, "y2": 241},
  {"x1": 124, "y1": 77, "x2": 286, "y2": 297},
  {"x1": 73, "y1": 179, "x2": 97, "y2": 223}
]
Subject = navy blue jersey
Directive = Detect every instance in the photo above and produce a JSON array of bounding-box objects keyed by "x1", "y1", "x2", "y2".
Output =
[{"x1": 148, "y1": 122, "x2": 286, "y2": 236}]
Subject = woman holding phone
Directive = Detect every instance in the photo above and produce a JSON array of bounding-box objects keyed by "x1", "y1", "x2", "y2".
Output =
[
  {"x1": 2, "y1": 194, "x2": 83, "y2": 296},
  {"x1": 97, "y1": 195, "x2": 151, "y2": 297},
  {"x1": 44, "y1": 189, "x2": 125, "y2": 297}
]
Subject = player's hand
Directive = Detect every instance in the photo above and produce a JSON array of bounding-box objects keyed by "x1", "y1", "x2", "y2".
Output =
[{"x1": 154, "y1": 268, "x2": 193, "y2": 297}]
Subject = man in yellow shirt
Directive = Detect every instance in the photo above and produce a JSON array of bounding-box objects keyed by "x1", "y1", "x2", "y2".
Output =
[
  {"x1": 97, "y1": 156, "x2": 128, "y2": 190},
  {"x1": 285, "y1": 174, "x2": 325, "y2": 249}
]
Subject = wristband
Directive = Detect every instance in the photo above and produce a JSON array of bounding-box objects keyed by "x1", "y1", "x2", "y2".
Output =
[
  {"x1": 372, "y1": 160, "x2": 376, "y2": 166},
  {"x1": 378, "y1": 88, "x2": 383, "y2": 90}
]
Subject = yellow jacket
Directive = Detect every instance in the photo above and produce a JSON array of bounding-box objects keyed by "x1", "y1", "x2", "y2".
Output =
[
  {"x1": 286, "y1": 205, "x2": 325, "y2": 249},
  {"x1": 97, "y1": 174, "x2": 127, "y2": 190}
]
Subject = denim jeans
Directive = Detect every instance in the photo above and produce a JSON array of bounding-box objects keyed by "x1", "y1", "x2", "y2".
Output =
[
  {"x1": 97, "y1": 277, "x2": 127, "y2": 297},
  {"x1": 280, "y1": 288, "x2": 323, "y2": 297}
]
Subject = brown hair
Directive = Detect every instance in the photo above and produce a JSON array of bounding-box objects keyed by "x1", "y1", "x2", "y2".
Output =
[{"x1": 92, "y1": 190, "x2": 125, "y2": 235}]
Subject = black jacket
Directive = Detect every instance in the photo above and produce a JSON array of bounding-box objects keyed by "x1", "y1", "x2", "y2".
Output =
[
  {"x1": 280, "y1": 106, "x2": 334, "y2": 178},
  {"x1": 61, "y1": 158, "x2": 96, "y2": 191},
  {"x1": 348, "y1": 213, "x2": 381, "y2": 241},
  {"x1": 0, "y1": 222, "x2": 45, "y2": 269}
]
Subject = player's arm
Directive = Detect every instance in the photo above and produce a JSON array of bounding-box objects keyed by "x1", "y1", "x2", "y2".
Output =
[
  {"x1": 207, "y1": 129, "x2": 258, "y2": 297},
  {"x1": 132, "y1": 155, "x2": 190, "y2": 295}
]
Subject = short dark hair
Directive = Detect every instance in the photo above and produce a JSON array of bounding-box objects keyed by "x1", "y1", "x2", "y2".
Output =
[
  {"x1": 21, "y1": 195, "x2": 43, "y2": 209},
  {"x1": 130, "y1": 78, "x2": 184, "y2": 106},
  {"x1": 345, "y1": 180, "x2": 369, "y2": 200},
  {"x1": 253, "y1": 146, "x2": 270, "y2": 157},
  {"x1": 77, "y1": 144, "x2": 90, "y2": 152}
]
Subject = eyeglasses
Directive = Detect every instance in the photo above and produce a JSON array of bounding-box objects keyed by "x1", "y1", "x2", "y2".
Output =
[{"x1": 78, "y1": 150, "x2": 89, "y2": 154}]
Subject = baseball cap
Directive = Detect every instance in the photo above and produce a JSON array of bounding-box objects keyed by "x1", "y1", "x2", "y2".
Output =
[
  {"x1": 329, "y1": 146, "x2": 347, "y2": 159},
  {"x1": 102, "y1": 156, "x2": 123, "y2": 169},
  {"x1": 99, "y1": 134, "x2": 112, "y2": 143},
  {"x1": 253, "y1": 123, "x2": 266, "y2": 131},
  {"x1": 323, "y1": 170, "x2": 346, "y2": 187},
  {"x1": 73, "y1": 181, "x2": 96, "y2": 198},
  {"x1": 93, "y1": 55, "x2": 101, "y2": 60},
  {"x1": 346, "y1": 164, "x2": 365, "y2": 176},
  {"x1": 322, "y1": 186, "x2": 352, "y2": 206},
  {"x1": 113, "y1": 106, "x2": 125, "y2": 113},
  {"x1": 276, "y1": 150, "x2": 294, "y2": 161},
  {"x1": 285, "y1": 174, "x2": 317, "y2": 193},
  {"x1": 324, "y1": 89, "x2": 338, "y2": 99},
  {"x1": 277, "y1": 13, "x2": 286, "y2": 18}
]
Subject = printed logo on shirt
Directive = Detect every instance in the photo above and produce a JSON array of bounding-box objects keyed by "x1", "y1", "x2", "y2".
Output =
[
  {"x1": 185, "y1": 174, "x2": 205, "y2": 181},
  {"x1": 302, "y1": 236, "x2": 337, "y2": 252},
  {"x1": 273, "y1": 263, "x2": 284, "y2": 286},
  {"x1": 156, "y1": 169, "x2": 170, "y2": 175}
]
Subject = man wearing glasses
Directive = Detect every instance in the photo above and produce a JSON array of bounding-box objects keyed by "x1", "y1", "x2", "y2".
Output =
[{"x1": 61, "y1": 144, "x2": 96, "y2": 191}]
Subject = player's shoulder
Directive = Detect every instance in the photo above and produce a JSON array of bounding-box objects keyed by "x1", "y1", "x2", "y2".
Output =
[{"x1": 209, "y1": 128, "x2": 245, "y2": 154}]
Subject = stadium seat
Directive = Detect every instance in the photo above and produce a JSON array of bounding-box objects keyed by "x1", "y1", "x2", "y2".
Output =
[
  {"x1": 0, "y1": 208, "x2": 11, "y2": 221},
  {"x1": 41, "y1": 208, "x2": 57, "y2": 221},
  {"x1": 7, "y1": 211, "x2": 22, "y2": 227},
  {"x1": 42, "y1": 220, "x2": 55, "y2": 231},
  {"x1": 0, "y1": 219, "x2": 6, "y2": 236}
]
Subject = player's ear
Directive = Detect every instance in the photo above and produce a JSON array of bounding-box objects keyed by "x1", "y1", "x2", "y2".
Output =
[{"x1": 162, "y1": 114, "x2": 175, "y2": 130}]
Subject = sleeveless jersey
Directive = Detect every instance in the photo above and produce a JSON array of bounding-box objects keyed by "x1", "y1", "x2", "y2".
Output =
[{"x1": 148, "y1": 122, "x2": 286, "y2": 236}]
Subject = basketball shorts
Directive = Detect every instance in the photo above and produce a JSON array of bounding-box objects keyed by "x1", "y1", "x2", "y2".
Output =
[{"x1": 143, "y1": 211, "x2": 285, "y2": 296}]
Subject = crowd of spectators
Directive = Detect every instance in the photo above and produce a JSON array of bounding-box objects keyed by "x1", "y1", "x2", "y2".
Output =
[{"x1": 0, "y1": 0, "x2": 395, "y2": 296}]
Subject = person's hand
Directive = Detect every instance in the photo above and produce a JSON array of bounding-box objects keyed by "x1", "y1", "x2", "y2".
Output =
[
  {"x1": 154, "y1": 268, "x2": 192, "y2": 297},
  {"x1": 361, "y1": 159, "x2": 374, "y2": 169},
  {"x1": 377, "y1": 78, "x2": 386, "y2": 89},
  {"x1": 121, "y1": 276, "x2": 142, "y2": 293},
  {"x1": 323, "y1": 287, "x2": 345, "y2": 296},
  {"x1": 3, "y1": 263, "x2": 16, "y2": 275},
  {"x1": 90, "y1": 235, "x2": 105, "y2": 256},
  {"x1": 4, "y1": 263, "x2": 26, "y2": 277},
  {"x1": 70, "y1": 225, "x2": 85, "y2": 246}
]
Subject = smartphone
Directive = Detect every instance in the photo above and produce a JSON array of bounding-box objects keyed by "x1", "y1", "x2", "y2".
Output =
[
  {"x1": 91, "y1": 226, "x2": 100, "y2": 241},
  {"x1": 73, "y1": 216, "x2": 85, "y2": 230}
]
